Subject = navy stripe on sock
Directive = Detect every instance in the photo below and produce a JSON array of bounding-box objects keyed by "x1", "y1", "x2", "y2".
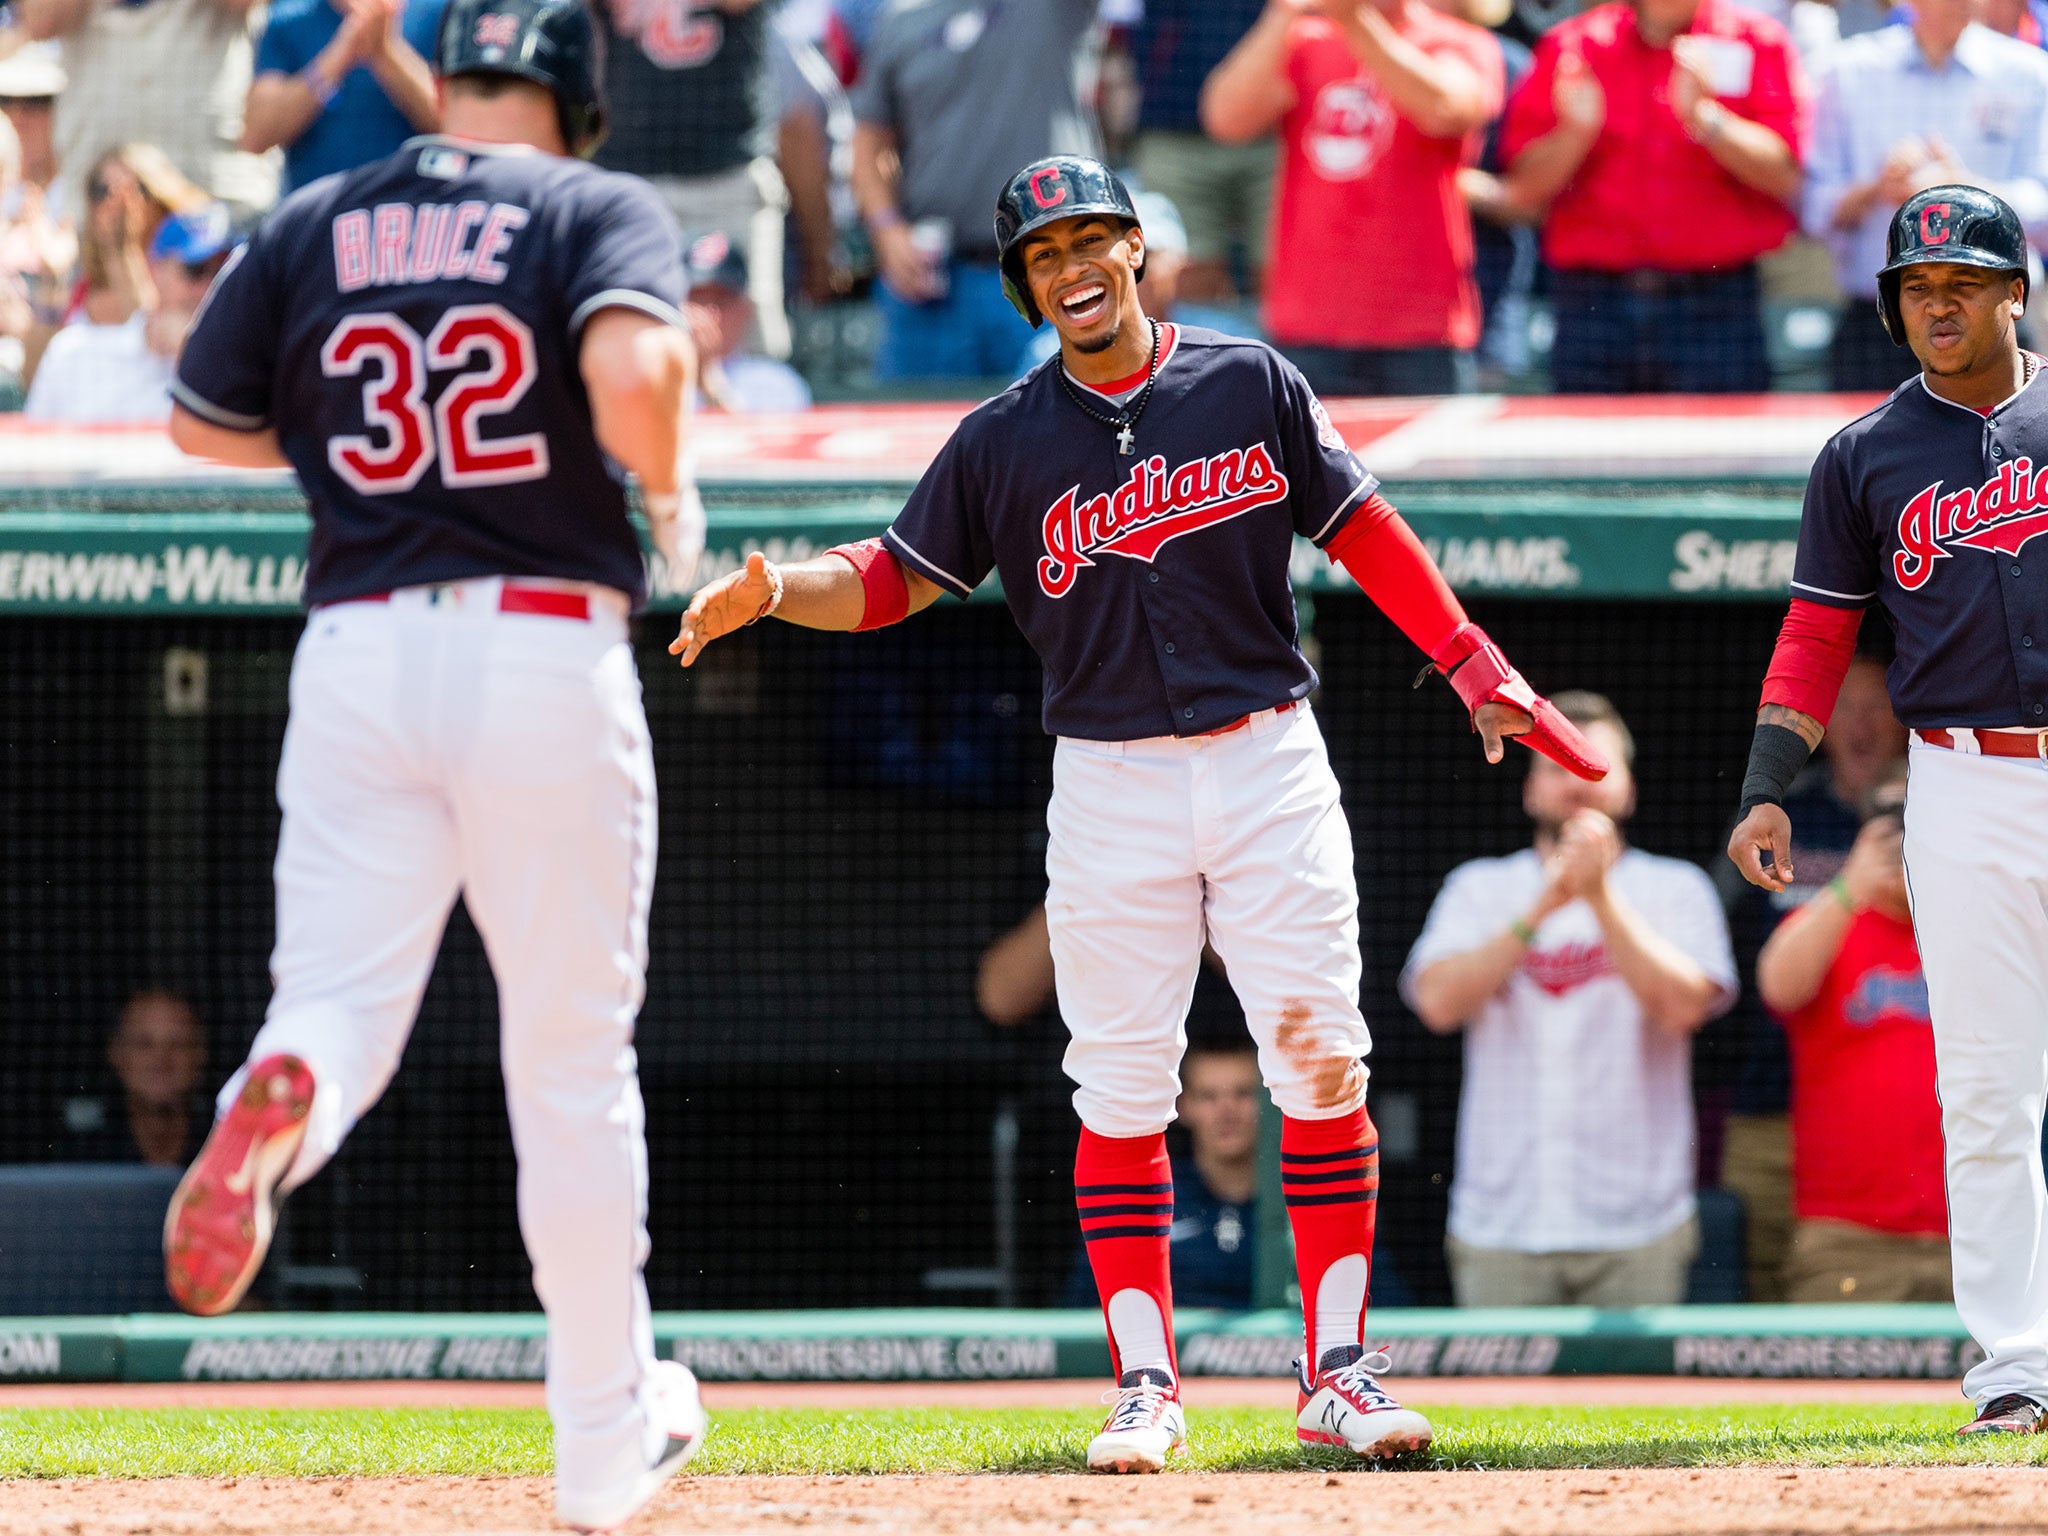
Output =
[
  {"x1": 1082, "y1": 1223, "x2": 1174, "y2": 1241},
  {"x1": 1280, "y1": 1167, "x2": 1376, "y2": 1186},
  {"x1": 1073, "y1": 1187, "x2": 1171, "y2": 1204},
  {"x1": 1283, "y1": 1189, "x2": 1379, "y2": 1207},
  {"x1": 1074, "y1": 1201, "x2": 1176, "y2": 1218},
  {"x1": 1279, "y1": 1143, "x2": 1378, "y2": 1166}
]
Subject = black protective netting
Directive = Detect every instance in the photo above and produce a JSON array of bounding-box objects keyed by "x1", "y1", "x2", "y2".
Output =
[{"x1": 0, "y1": 595, "x2": 1783, "y2": 1309}]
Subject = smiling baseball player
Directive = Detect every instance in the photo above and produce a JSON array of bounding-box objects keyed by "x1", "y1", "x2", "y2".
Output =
[
  {"x1": 674, "y1": 154, "x2": 1607, "y2": 1471},
  {"x1": 158, "y1": 2, "x2": 707, "y2": 1527},
  {"x1": 1730, "y1": 185, "x2": 2048, "y2": 1436}
]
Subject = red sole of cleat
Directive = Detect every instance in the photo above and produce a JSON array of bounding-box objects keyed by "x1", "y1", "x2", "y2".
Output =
[{"x1": 163, "y1": 1054, "x2": 315, "y2": 1317}]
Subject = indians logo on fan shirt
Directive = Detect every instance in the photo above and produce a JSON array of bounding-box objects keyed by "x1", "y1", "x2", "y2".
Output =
[
  {"x1": 1304, "y1": 79, "x2": 1396, "y2": 182},
  {"x1": 629, "y1": 0, "x2": 724, "y2": 67},
  {"x1": 1895, "y1": 458, "x2": 2048, "y2": 589},
  {"x1": 1037, "y1": 445, "x2": 1290, "y2": 598},
  {"x1": 1521, "y1": 941, "x2": 1617, "y2": 997}
]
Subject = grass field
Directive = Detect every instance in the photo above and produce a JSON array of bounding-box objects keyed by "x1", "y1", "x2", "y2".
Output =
[{"x1": 5, "y1": 1405, "x2": 2048, "y2": 1480}]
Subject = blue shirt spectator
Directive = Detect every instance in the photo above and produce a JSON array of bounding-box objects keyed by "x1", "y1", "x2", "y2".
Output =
[
  {"x1": 250, "y1": 0, "x2": 445, "y2": 194},
  {"x1": 1804, "y1": 0, "x2": 2048, "y2": 387}
]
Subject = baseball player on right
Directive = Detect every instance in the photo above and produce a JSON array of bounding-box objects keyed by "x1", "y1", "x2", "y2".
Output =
[{"x1": 1731, "y1": 184, "x2": 2048, "y2": 1435}]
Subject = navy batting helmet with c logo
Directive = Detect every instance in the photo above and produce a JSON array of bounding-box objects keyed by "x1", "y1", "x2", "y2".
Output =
[{"x1": 1876, "y1": 185, "x2": 2028, "y2": 346}]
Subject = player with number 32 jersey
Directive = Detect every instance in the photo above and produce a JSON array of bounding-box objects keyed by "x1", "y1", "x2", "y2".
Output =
[{"x1": 162, "y1": 3, "x2": 709, "y2": 1530}]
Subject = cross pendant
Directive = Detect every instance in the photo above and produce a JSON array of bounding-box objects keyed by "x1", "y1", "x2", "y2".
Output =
[{"x1": 1116, "y1": 423, "x2": 1136, "y2": 455}]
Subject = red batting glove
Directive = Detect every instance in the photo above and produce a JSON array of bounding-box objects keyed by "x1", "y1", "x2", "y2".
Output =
[{"x1": 1425, "y1": 623, "x2": 1610, "y2": 781}]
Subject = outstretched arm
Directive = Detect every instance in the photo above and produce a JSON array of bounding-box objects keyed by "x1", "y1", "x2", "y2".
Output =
[
  {"x1": 1325, "y1": 499, "x2": 1608, "y2": 777},
  {"x1": 668, "y1": 544, "x2": 943, "y2": 665}
]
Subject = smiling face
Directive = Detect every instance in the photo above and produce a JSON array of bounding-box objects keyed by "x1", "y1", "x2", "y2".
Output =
[
  {"x1": 1900, "y1": 262, "x2": 2026, "y2": 378},
  {"x1": 1018, "y1": 214, "x2": 1147, "y2": 356}
]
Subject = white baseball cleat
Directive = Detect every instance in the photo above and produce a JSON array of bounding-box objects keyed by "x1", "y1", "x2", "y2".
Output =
[
  {"x1": 1296, "y1": 1345, "x2": 1434, "y2": 1459},
  {"x1": 1087, "y1": 1367, "x2": 1187, "y2": 1474},
  {"x1": 556, "y1": 1361, "x2": 708, "y2": 1533}
]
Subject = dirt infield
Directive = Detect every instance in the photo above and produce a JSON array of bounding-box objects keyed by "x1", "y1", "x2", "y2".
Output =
[{"x1": 6, "y1": 1469, "x2": 2048, "y2": 1536}]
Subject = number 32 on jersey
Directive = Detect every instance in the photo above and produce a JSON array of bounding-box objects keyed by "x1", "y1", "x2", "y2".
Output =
[{"x1": 321, "y1": 302, "x2": 547, "y2": 494}]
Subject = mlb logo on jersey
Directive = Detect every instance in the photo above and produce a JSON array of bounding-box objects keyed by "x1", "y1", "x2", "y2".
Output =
[
  {"x1": 1037, "y1": 445, "x2": 1290, "y2": 599},
  {"x1": 473, "y1": 11, "x2": 520, "y2": 51}
]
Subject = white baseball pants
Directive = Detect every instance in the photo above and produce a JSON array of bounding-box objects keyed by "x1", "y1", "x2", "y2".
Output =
[
  {"x1": 1903, "y1": 739, "x2": 2048, "y2": 1406},
  {"x1": 216, "y1": 577, "x2": 663, "y2": 1495},
  {"x1": 1047, "y1": 703, "x2": 1372, "y2": 1136}
]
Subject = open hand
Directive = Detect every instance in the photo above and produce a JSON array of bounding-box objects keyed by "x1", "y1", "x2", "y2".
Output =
[{"x1": 668, "y1": 550, "x2": 776, "y2": 667}]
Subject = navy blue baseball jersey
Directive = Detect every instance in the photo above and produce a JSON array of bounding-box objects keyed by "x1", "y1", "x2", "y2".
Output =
[
  {"x1": 881, "y1": 326, "x2": 1376, "y2": 740},
  {"x1": 174, "y1": 136, "x2": 686, "y2": 609},
  {"x1": 1792, "y1": 371, "x2": 2048, "y2": 727}
]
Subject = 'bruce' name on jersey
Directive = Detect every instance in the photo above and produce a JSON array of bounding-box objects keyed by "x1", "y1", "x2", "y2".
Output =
[{"x1": 333, "y1": 192, "x2": 532, "y2": 291}]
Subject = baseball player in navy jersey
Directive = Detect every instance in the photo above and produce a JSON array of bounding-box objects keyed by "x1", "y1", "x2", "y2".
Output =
[
  {"x1": 1731, "y1": 185, "x2": 2048, "y2": 1437},
  {"x1": 158, "y1": 2, "x2": 708, "y2": 1526},
  {"x1": 674, "y1": 154, "x2": 1608, "y2": 1472}
]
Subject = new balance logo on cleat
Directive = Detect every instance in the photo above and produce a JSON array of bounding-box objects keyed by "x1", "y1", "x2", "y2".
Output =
[{"x1": 1296, "y1": 1345, "x2": 1434, "y2": 1459}]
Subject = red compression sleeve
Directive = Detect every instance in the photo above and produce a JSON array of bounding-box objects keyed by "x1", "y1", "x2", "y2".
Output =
[
  {"x1": 1326, "y1": 497, "x2": 1469, "y2": 657},
  {"x1": 825, "y1": 538, "x2": 910, "y2": 631},
  {"x1": 1759, "y1": 598, "x2": 1864, "y2": 725}
]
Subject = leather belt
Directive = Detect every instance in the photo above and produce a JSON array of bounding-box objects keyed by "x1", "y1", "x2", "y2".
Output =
[
  {"x1": 1198, "y1": 700, "x2": 1296, "y2": 738},
  {"x1": 1916, "y1": 727, "x2": 2048, "y2": 760},
  {"x1": 329, "y1": 582, "x2": 591, "y2": 621}
]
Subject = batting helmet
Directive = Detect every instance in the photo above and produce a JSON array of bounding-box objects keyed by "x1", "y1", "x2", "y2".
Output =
[
  {"x1": 994, "y1": 155, "x2": 1145, "y2": 328},
  {"x1": 1876, "y1": 184, "x2": 2029, "y2": 346},
  {"x1": 436, "y1": 0, "x2": 607, "y2": 159}
]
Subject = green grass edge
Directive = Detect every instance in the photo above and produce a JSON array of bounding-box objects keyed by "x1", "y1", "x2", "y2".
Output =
[{"x1": 3, "y1": 1404, "x2": 2047, "y2": 1478}]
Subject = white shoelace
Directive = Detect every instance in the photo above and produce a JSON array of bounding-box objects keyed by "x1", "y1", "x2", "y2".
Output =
[
  {"x1": 1101, "y1": 1380, "x2": 1175, "y2": 1431},
  {"x1": 1328, "y1": 1350, "x2": 1400, "y2": 1410}
]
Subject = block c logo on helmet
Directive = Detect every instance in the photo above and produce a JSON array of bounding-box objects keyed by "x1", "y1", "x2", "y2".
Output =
[{"x1": 1029, "y1": 168, "x2": 1068, "y2": 211}]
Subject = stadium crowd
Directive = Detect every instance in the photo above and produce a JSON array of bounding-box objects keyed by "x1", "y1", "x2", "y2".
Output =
[{"x1": 3, "y1": 0, "x2": 2048, "y2": 414}]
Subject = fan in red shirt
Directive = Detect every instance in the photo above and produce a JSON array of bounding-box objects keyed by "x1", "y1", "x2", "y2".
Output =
[
  {"x1": 1755, "y1": 762, "x2": 1951, "y2": 1304},
  {"x1": 1203, "y1": 0, "x2": 1503, "y2": 396},
  {"x1": 1493, "y1": 0, "x2": 1808, "y2": 393}
]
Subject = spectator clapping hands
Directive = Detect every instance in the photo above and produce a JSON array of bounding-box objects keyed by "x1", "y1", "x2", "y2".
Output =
[
  {"x1": 1836, "y1": 807, "x2": 1907, "y2": 915},
  {"x1": 1539, "y1": 807, "x2": 1624, "y2": 911}
]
